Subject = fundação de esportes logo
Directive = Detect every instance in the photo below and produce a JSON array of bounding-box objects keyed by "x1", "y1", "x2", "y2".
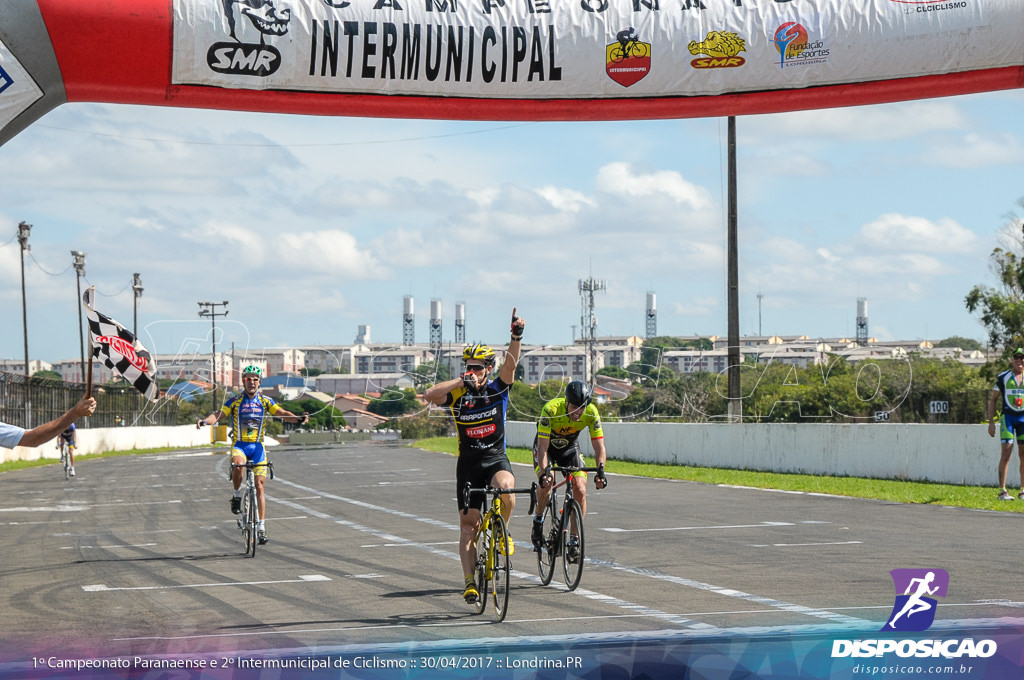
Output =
[
  {"x1": 882, "y1": 568, "x2": 948, "y2": 632},
  {"x1": 207, "y1": 0, "x2": 292, "y2": 77}
]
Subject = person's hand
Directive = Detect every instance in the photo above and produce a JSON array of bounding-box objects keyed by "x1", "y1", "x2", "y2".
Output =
[
  {"x1": 301, "y1": 412, "x2": 310, "y2": 425},
  {"x1": 539, "y1": 467, "x2": 552, "y2": 489},
  {"x1": 595, "y1": 470, "x2": 608, "y2": 489},
  {"x1": 197, "y1": 418, "x2": 206, "y2": 429},
  {"x1": 510, "y1": 307, "x2": 525, "y2": 339},
  {"x1": 462, "y1": 372, "x2": 478, "y2": 394},
  {"x1": 988, "y1": 421, "x2": 996, "y2": 438},
  {"x1": 71, "y1": 396, "x2": 97, "y2": 419}
]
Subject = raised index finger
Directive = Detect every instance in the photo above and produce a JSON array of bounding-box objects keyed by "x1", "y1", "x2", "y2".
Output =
[{"x1": 512, "y1": 307, "x2": 517, "y2": 322}]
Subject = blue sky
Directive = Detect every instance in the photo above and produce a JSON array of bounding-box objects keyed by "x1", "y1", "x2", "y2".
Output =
[{"x1": 1, "y1": 88, "x2": 1022, "y2": 365}]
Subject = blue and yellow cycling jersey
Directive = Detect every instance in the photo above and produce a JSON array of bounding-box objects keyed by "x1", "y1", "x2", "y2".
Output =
[
  {"x1": 537, "y1": 398, "x2": 604, "y2": 452},
  {"x1": 220, "y1": 392, "x2": 282, "y2": 443}
]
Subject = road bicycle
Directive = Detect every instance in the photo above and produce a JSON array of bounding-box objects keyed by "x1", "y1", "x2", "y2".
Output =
[
  {"x1": 536, "y1": 463, "x2": 605, "y2": 591},
  {"x1": 58, "y1": 439, "x2": 73, "y2": 480},
  {"x1": 610, "y1": 39, "x2": 649, "y2": 62},
  {"x1": 460, "y1": 481, "x2": 537, "y2": 622},
  {"x1": 232, "y1": 460, "x2": 273, "y2": 557}
]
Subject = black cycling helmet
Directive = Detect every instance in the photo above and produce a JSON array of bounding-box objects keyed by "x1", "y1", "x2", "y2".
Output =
[{"x1": 565, "y1": 380, "x2": 593, "y2": 409}]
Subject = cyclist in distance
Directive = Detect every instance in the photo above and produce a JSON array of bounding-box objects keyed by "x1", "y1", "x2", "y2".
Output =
[
  {"x1": 531, "y1": 380, "x2": 608, "y2": 552},
  {"x1": 198, "y1": 365, "x2": 308, "y2": 545},
  {"x1": 424, "y1": 308, "x2": 525, "y2": 605},
  {"x1": 57, "y1": 423, "x2": 78, "y2": 477}
]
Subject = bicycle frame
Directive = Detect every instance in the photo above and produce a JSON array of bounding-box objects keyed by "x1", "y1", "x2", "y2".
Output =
[
  {"x1": 231, "y1": 460, "x2": 273, "y2": 557},
  {"x1": 460, "y1": 482, "x2": 537, "y2": 622},
  {"x1": 536, "y1": 464, "x2": 604, "y2": 591},
  {"x1": 58, "y1": 440, "x2": 71, "y2": 480}
]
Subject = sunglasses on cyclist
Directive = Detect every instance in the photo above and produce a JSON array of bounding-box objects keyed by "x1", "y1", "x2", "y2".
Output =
[{"x1": 465, "y1": 364, "x2": 487, "y2": 372}]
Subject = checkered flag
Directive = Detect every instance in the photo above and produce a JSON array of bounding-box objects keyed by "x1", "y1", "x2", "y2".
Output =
[{"x1": 83, "y1": 287, "x2": 159, "y2": 401}]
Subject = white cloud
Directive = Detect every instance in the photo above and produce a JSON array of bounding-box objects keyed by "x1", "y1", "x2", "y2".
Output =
[
  {"x1": 595, "y1": 162, "x2": 714, "y2": 211},
  {"x1": 858, "y1": 213, "x2": 977, "y2": 254},
  {"x1": 280, "y1": 230, "x2": 384, "y2": 278}
]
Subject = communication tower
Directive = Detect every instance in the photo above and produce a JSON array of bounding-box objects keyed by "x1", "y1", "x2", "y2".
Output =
[
  {"x1": 579, "y1": 277, "x2": 606, "y2": 384},
  {"x1": 645, "y1": 291, "x2": 657, "y2": 339},
  {"x1": 856, "y1": 297, "x2": 869, "y2": 346},
  {"x1": 402, "y1": 295, "x2": 415, "y2": 345},
  {"x1": 454, "y1": 302, "x2": 466, "y2": 343},
  {"x1": 430, "y1": 299, "x2": 443, "y2": 353}
]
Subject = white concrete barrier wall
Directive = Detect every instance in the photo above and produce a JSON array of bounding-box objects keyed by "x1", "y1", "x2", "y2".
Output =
[
  {"x1": 507, "y1": 422, "x2": 997, "y2": 488},
  {"x1": 3, "y1": 422, "x2": 999, "y2": 489},
  {"x1": 0, "y1": 425, "x2": 214, "y2": 463}
]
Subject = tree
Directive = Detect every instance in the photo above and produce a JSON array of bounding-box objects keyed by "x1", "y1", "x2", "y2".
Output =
[
  {"x1": 934, "y1": 336, "x2": 982, "y2": 351},
  {"x1": 368, "y1": 387, "x2": 420, "y2": 417},
  {"x1": 31, "y1": 369, "x2": 63, "y2": 381},
  {"x1": 281, "y1": 398, "x2": 346, "y2": 430},
  {"x1": 965, "y1": 221, "x2": 1024, "y2": 359},
  {"x1": 596, "y1": 366, "x2": 629, "y2": 379}
]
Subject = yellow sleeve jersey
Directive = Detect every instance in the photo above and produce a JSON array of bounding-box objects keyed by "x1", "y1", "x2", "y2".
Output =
[
  {"x1": 536, "y1": 398, "x2": 604, "y2": 452},
  {"x1": 220, "y1": 392, "x2": 282, "y2": 443}
]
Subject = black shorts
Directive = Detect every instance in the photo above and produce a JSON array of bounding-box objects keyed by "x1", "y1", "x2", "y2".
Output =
[
  {"x1": 532, "y1": 434, "x2": 584, "y2": 473},
  {"x1": 456, "y1": 454, "x2": 513, "y2": 512}
]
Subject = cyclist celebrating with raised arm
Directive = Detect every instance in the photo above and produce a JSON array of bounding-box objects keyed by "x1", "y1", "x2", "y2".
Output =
[
  {"x1": 531, "y1": 380, "x2": 608, "y2": 553},
  {"x1": 198, "y1": 365, "x2": 308, "y2": 545},
  {"x1": 57, "y1": 423, "x2": 78, "y2": 477},
  {"x1": 424, "y1": 308, "x2": 525, "y2": 605}
]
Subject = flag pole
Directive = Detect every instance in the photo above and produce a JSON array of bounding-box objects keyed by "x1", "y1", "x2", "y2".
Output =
[{"x1": 84, "y1": 287, "x2": 94, "y2": 403}]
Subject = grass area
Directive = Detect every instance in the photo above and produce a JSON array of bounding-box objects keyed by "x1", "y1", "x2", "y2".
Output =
[
  {"x1": 412, "y1": 437, "x2": 1022, "y2": 514},
  {"x1": 0, "y1": 446, "x2": 210, "y2": 475}
]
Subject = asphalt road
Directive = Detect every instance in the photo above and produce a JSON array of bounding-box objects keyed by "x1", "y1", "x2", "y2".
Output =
[{"x1": 2, "y1": 440, "x2": 1023, "y2": 666}]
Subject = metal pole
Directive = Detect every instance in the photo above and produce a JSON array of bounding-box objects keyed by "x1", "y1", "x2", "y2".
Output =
[
  {"x1": 17, "y1": 222, "x2": 31, "y2": 378},
  {"x1": 132, "y1": 273, "x2": 143, "y2": 339},
  {"x1": 71, "y1": 251, "x2": 87, "y2": 384},
  {"x1": 726, "y1": 116, "x2": 741, "y2": 422}
]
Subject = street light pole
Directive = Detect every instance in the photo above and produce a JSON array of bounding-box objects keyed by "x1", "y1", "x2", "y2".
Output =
[
  {"x1": 71, "y1": 251, "x2": 87, "y2": 383},
  {"x1": 132, "y1": 273, "x2": 143, "y2": 339},
  {"x1": 198, "y1": 301, "x2": 229, "y2": 407},
  {"x1": 17, "y1": 222, "x2": 31, "y2": 379}
]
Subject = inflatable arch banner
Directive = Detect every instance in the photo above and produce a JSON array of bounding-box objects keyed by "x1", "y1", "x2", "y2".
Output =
[{"x1": 1, "y1": 0, "x2": 1023, "y2": 146}]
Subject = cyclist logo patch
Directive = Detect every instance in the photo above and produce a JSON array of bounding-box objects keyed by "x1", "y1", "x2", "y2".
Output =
[
  {"x1": 882, "y1": 568, "x2": 949, "y2": 632},
  {"x1": 606, "y1": 28, "x2": 650, "y2": 87}
]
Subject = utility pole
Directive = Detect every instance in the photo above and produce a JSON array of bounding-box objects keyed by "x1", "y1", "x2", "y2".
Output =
[
  {"x1": 132, "y1": 273, "x2": 143, "y2": 339},
  {"x1": 726, "y1": 116, "x2": 741, "y2": 423},
  {"x1": 17, "y1": 222, "x2": 31, "y2": 379},
  {"x1": 198, "y1": 301, "x2": 229, "y2": 407},
  {"x1": 71, "y1": 251, "x2": 87, "y2": 383}
]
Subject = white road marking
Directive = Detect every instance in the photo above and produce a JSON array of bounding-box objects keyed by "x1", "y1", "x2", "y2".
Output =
[
  {"x1": 750, "y1": 540, "x2": 863, "y2": 547},
  {"x1": 62, "y1": 543, "x2": 158, "y2": 550},
  {"x1": 603, "y1": 521, "x2": 797, "y2": 533},
  {"x1": 82, "y1": 574, "x2": 330, "y2": 592}
]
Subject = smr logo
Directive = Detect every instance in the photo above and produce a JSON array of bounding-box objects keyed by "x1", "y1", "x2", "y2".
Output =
[
  {"x1": 882, "y1": 568, "x2": 949, "y2": 632},
  {"x1": 207, "y1": 0, "x2": 292, "y2": 77}
]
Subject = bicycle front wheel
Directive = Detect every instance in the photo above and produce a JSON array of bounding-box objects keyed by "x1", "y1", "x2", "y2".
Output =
[
  {"x1": 61, "y1": 449, "x2": 69, "y2": 480},
  {"x1": 491, "y1": 515, "x2": 511, "y2": 621},
  {"x1": 536, "y1": 497, "x2": 558, "y2": 586},
  {"x1": 244, "y1": 488, "x2": 258, "y2": 557},
  {"x1": 472, "y1": 522, "x2": 488, "y2": 615},
  {"x1": 562, "y1": 500, "x2": 585, "y2": 591}
]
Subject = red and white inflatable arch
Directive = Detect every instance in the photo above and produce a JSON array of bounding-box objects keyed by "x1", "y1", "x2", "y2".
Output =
[{"x1": 1, "y1": 0, "x2": 1022, "y2": 146}]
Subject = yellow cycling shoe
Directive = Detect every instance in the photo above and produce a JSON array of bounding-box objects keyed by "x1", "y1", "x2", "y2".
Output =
[
  {"x1": 495, "y1": 528, "x2": 514, "y2": 556},
  {"x1": 463, "y1": 584, "x2": 480, "y2": 604}
]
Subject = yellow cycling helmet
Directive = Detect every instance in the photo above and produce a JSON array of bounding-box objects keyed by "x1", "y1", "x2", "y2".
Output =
[{"x1": 463, "y1": 343, "x2": 496, "y2": 365}]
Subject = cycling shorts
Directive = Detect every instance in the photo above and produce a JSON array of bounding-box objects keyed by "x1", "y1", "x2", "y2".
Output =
[
  {"x1": 231, "y1": 441, "x2": 269, "y2": 477},
  {"x1": 532, "y1": 434, "x2": 587, "y2": 479},
  {"x1": 1000, "y1": 412, "x2": 1024, "y2": 443},
  {"x1": 456, "y1": 454, "x2": 513, "y2": 512}
]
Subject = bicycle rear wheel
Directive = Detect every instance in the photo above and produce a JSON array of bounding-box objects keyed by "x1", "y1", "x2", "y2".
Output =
[
  {"x1": 562, "y1": 500, "x2": 585, "y2": 591},
  {"x1": 61, "y1": 447, "x2": 69, "y2": 480},
  {"x1": 491, "y1": 515, "x2": 511, "y2": 621},
  {"x1": 536, "y1": 496, "x2": 558, "y2": 586},
  {"x1": 472, "y1": 522, "x2": 488, "y2": 615}
]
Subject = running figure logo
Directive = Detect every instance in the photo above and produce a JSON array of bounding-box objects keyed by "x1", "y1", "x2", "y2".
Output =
[{"x1": 882, "y1": 568, "x2": 949, "y2": 632}]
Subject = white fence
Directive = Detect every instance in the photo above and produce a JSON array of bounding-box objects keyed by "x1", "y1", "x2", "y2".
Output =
[
  {"x1": 0, "y1": 425, "x2": 214, "y2": 463},
  {"x1": 507, "y1": 421, "x2": 998, "y2": 488}
]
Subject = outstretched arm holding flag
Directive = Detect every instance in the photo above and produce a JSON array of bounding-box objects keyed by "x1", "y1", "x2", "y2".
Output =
[{"x1": 82, "y1": 287, "x2": 160, "y2": 402}]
